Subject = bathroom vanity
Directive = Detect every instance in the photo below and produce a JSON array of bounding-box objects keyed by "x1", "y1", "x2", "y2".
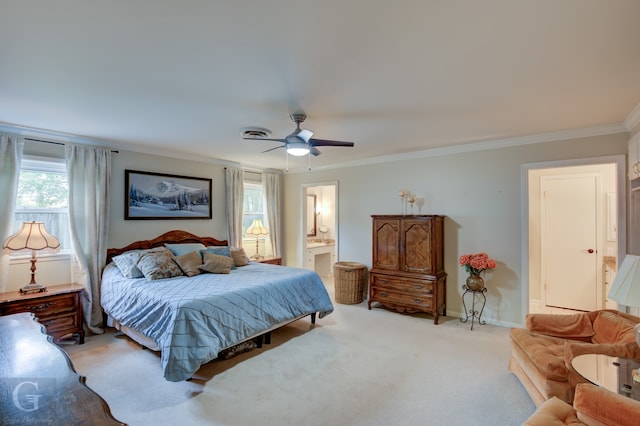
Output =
[{"x1": 305, "y1": 241, "x2": 335, "y2": 276}]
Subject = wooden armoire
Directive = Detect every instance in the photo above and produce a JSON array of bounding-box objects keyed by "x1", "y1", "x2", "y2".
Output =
[{"x1": 369, "y1": 215, "x2": 446, "y2": 324}]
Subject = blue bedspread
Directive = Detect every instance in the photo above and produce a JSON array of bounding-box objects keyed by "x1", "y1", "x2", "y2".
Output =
[{"x1": 101, "y1": 262, "x2": 334, "y2": 381}]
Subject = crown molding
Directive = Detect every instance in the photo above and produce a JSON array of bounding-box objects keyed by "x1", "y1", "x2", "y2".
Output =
[
  {"x1": 0, "y1": 121, "x2": 269, "y2": 170},
  {"x1": 2, "y1": 120, "x2": 628, "y2": 174},
  {"x1": 624, "y1": 101, "x2": 640, "y2": 133},
  {"x1": 294, "y1": 123, "x2": 629, "y2": 173}
]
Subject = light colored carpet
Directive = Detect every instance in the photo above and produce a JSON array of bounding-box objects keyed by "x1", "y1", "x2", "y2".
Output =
[{"x1": 64, "y1": 278, "x2": 535, "y2": 426}]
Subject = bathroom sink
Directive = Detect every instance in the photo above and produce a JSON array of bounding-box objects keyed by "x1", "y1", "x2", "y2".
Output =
[{"x1": 307, "y1": 242, "x2": 328, "y2": 248}]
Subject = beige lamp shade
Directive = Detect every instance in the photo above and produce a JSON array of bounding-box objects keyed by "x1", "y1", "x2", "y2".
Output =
[
  {"x1": 246, "y1": 219, "x2": 269, "y2": 237},
  {"x1": 2, "y1": 221, "x2": 61, "y2": 255},
  {"x1": 2, "y1": 221, "x2": 61, "y2": 294},
  {"x1": 246, "y1": 219, "x2": 268, "y2": 260}
]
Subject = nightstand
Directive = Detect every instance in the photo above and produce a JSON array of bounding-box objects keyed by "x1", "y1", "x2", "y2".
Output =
[
  {"x1": 257, "y1": 256, "x2": 282, "y2": 265},
  {"x1": 0, "y1": 283, "x2": 85, "y2": 344}
]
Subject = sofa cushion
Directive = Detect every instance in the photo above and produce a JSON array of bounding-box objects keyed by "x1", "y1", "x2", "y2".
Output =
[
  {"x1": 574, "y1": 383, "x2": 640, "y2": 426},
  {"x1": 526, "y1": 313, "x2": 594, "y2": 341},
  {"x1": 521, "y1": 396, "x2": 583, "y2": 426},
  {"x1": 591, "y1": 311, "x2": 637, "y2": 344},
  {"x1": 510, "y1": 328, "x2": 568, "y2": 381}
]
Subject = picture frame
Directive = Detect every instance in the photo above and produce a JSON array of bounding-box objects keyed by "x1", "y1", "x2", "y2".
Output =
[{"x1": 125, "y1": 169, "x2": 212, "y2": 220}]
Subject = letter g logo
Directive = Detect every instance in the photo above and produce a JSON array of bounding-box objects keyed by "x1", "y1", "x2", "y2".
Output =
[{"x1": 12, "y1": 381, "x2": 42, "y2": 412}]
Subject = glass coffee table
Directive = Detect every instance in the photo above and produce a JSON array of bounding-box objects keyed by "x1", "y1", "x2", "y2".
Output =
[{"x1": 572, "y1": 354, "x2": 640, "y2": 401}]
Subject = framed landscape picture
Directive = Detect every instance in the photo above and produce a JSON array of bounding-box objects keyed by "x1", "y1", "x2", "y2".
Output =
[{"x1": 125, "y1": 170, "x2": 212, "y2": 220}]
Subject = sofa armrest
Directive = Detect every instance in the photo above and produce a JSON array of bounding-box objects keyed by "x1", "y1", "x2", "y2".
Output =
[
  {"x1": 564, "y1": 341, "x2": 640, "y2": 366},
  {"x1": 526, "y1": 313, "x2": 594, "y2": 341},
  {"x1": 574, "y1": 383, "x2": 640, "y2": 426}
]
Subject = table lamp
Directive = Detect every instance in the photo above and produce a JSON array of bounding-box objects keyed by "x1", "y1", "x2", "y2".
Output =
[
  {"x1": 2, "y1": 221, "x2": 61, "y2": 294},
  {"x1": 246, "y1": 218, "x2": 269, "y2": 260},
  {"x1": 607, "y1": 254, "x2": 640, "y2": 353}
]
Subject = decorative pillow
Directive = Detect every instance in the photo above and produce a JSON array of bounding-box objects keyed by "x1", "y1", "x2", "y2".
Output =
[
  {"x1": 174, "y1": 251, "x2": 203, "y2": 277},
  {"x1": 165, "y1": 243, "x2": 206, "y2": 257},
  {"x1": 137, "y1": 250, "x2": 183, "y2": 280},
  {"x1": 200, "y1": 252, "x2": 233, "y2": 274},
  {"x1": 202, "y1": 246, "x2": 235, "y2": 269},
  {"x1": 111, "y1": 246, "x2": 170, "y2": 278},
  {"x1": 592, "y1": 311, "x2": 637, "y2": 344},
  {"x1": 230, "y1": 247, "x2": 251, "y2": 267},
  {"x1": 112, "y1": 251, "x2": 144, "y2": 278}
]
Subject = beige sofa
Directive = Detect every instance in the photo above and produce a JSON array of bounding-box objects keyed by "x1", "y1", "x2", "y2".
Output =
[
  {"x1": 522, "y1": 383, "x2": 640, "y2": 426},
  {"x1": 509, "y1": 309, "x2": 640, "y2": 407}
]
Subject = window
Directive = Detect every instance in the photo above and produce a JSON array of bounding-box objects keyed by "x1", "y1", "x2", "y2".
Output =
[
  {"x1": 12, "y1": 156, "x2": 70, "y2": 252},
  {"x1": 242, "y1": 183, "x2": 265, "y2": 235}
]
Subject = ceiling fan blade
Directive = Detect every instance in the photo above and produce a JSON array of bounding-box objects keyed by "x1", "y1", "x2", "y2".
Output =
[
  {"x1": 310, "y1": 147, "x2": 322, "y2": 156},
  {"x1": 261, "y1": 145, "x2": 285, "y2": 154},
  {"x1": 298, "y1": 129, "x2": 313, "y2": 143},
  {"x1": 309, "y1": 138, "x2": 355, "y2": 147}
]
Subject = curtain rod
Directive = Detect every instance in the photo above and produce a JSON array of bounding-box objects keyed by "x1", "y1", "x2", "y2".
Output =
[{"x1": 25, "y1": 137, "x2": 119, "y2": 153}]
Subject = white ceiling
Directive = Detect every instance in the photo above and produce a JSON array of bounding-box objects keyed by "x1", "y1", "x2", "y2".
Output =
[{"x1": 2, "y1": 1, "x2": 640, "y2": 171}]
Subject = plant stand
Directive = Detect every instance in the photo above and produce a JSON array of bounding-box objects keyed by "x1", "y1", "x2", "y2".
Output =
[{"x1": 460, "y1": 285, "x2": 487, "y2": 330}]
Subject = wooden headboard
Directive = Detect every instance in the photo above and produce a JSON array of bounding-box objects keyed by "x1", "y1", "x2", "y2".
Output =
[{"x1": 106, "y1": 230, "x2": 228, "y2": 264}]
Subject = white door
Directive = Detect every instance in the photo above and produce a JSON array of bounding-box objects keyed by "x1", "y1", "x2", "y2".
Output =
[{"x1": 541, "y1": 174, "x2": 599, "y2": 311}]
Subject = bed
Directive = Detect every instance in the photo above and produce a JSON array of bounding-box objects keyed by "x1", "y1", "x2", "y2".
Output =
[{"x1": 101, "y1": 230, "x2": 334, "y2": 382}]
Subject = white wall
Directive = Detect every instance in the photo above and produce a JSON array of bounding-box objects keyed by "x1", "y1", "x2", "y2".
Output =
[{"x1": 282, "y1": 133, "x2": 629, "y2": 327}]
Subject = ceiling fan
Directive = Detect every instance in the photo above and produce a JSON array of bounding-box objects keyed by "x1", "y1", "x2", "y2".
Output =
[{"x1": 241, "y1": 113, "x2": 355, "y2": 157}]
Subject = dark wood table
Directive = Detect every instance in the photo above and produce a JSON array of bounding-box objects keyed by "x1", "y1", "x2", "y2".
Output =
[{"x1": 0, "y1": 313, "x2": 125, "y2": 425}]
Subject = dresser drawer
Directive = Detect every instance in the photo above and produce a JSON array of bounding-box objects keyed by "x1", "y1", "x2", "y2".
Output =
[
  {"x1": 370, "y1": 287, "x2": 433, "y2": 310},
  {"x1": 0, "y1": 293, "x2": 78, "y2": 318},
  {"x1": 371, "y1": 274, "x2": 434, "y2": 296},
  {"x1": 39, "y1": 312, "x2": 80, "y2": 334}
]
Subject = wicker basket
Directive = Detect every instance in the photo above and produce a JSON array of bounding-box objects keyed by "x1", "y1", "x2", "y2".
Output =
[{"x1": 333, "y1": 262, "x2": 367, "y2": 304}]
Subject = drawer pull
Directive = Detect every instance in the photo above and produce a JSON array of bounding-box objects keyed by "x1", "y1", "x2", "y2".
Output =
[
  {"x1": 413, "y1": 283, "x2": 423, "y2": 289},
  {"x1": 378, "y1": 279, "x2": 388, "y2": 284},
  {"x1": 413, "y1": 298, "x2": 423, "y2": 303},
  {"x1": 30, "y1": 302, "x2": 54, "y2": 312},
  {"x1": 380, "y1": 292, "x2": 389, "y2": 297}
]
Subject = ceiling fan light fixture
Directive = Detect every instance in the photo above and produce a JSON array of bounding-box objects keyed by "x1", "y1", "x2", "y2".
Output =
[{"x1": 286, "y1": 142, "x2": 310, "y2": 156}]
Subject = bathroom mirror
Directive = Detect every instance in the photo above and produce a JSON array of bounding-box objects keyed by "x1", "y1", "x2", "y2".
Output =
[{"x1": 307, "y1": 194, "x2": 317, "y2": 237}]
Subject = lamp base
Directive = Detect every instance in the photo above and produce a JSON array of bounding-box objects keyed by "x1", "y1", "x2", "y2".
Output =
[
  {"x1": 251, "y1": 254, "x2": 264, "y2": 260},
  {"x1": 20, "y1": 283, "x2": 47, "y2": 295}
]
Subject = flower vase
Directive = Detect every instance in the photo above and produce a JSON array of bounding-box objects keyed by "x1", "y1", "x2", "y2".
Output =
[{"x1": 466, "y1": 274, "x2": 484, "y2": 291}]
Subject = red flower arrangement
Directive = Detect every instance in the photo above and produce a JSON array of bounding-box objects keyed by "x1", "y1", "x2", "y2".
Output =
[{"x1": 459, "y1": 252, "x2": 497, "y2": 276}]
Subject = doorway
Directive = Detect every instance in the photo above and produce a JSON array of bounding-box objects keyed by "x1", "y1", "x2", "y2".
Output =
[
  {"x1": 523, "y1": 156, "x2": 626, "y2": 316},
  {"x1": 301, "y1": 182, "x2": 339, "y2": 275}
]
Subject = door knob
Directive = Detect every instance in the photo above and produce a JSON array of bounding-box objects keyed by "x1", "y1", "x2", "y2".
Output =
[{"x1": 587, "y1": 249, "x2": 594, "y2": 254}]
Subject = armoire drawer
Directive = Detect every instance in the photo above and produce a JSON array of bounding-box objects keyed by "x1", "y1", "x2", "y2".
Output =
[
  {"x1": 371, "y1": 274, "x2": 434, "y2": 297},
  {"x1": 370, "y1": 287, "x2": 433, "y2": 310}
]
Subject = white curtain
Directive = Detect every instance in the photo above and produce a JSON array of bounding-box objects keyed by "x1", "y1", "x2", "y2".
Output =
[
  {"x1": 264, "y1": 173, "x2": 281, "y2": 257},
  {"x1": 225, "y1": 167, "x2": 244, "y2": 247},
  {"x1": 0, "y1": 134, "x2": 24, "y2": 291},
  {"x1": 65, "y1": 144, "x2": 111, "y2": 334}
]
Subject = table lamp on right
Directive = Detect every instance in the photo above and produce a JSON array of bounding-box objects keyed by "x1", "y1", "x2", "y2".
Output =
[{"x1": 607, "y1": 254, "x2": 640, "y2": 352}]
